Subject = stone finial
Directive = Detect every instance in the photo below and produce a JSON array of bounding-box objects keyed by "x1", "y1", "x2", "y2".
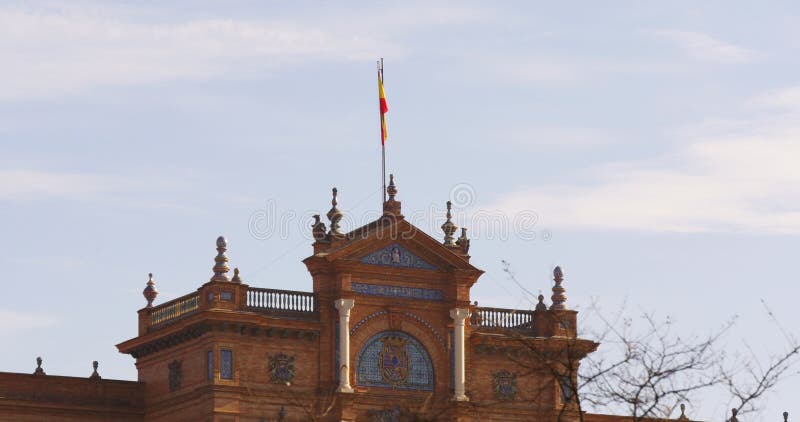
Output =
[
  {"x1": 210, "y1": 236, "x2": 230, "y2": 282},
  {"x1": 550, "y1": 265, "x2": 567, "y2": 310},
  {"x1": 730, "y1": 408, "x2": 738, "y2": 422},
  {"x1": 311, "y1": 214, "x2": 327, "y2": 241},
  {"x1": 387, "y1": 174, "x2": 397, "y2": 201},
  {"x1": 326, "y1": 188, "x2": 343, "y2": 236},
  {"x1": 441, "y1": 201, "x2": 458, "y2": 246},
  {"x1": 33, "y1": 356, "x2": 45, "y2": 375},
  {"x1": 784, "y1": 411, "x2": 789, "y2": 422},
  {"x1": 677, "y1": 403, "x2": 688, "y2": 420},
  {"x1": 90, "y1": 360, "x2": 101, "y2": 379},
  {"x1": 383, "y1": 174, "x2": 402, "y2": 216},
  {"x1": 456, "y1": 227, "x2": 470, "y2": 253},
  {"x1": 536, "y1": 294, "x2": 548, "y2": 311},
  {"x1": 143, "y1": 272, "x2": 158, "y2": 307},
  {"x1": 231, "y1": 267, "x2": 242, "y2": 283}
]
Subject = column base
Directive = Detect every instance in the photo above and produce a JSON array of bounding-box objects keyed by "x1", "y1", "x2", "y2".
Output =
[
  {"x1": 336, "y1": 386, "x2": 354, "y2": 393},
  {"x1": 451, "y1": 394, "x2": 469, "y2": 402}
]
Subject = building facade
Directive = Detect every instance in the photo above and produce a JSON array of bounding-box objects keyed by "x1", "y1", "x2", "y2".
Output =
[{"x1": 2, "y1": 178, "x2": 625, "y2": 421}]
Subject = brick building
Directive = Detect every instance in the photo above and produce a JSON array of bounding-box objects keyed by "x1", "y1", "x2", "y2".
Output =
[{"x1": 1, "y1": 177, "x2": 644, "y2": 421}]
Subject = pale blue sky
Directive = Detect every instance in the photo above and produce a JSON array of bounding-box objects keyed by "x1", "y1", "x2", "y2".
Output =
[{"x1": 1, "y1": 1, "x2": 799, "y2": 420}]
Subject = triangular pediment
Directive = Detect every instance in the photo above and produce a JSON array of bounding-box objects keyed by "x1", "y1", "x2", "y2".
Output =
[
  {"x1": 359, "y1": 243, "x2": 438, "y2": 270},
  {"x1": 314, "y1": 217, "x2": 481, "y2": 274}
]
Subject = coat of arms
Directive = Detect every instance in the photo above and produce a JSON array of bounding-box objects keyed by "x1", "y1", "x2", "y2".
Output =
[
  {"x1": 269, "y1": 352, "x2": 295, "y2": 384},
  {"x1": 492, "y1": 369, "x2": 517, "y2": 400},
  {"x1": 378, "y1": 336, "x2": 410, "y2": 387}
]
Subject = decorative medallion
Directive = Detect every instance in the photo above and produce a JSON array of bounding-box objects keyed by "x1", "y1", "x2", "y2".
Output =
[
  {"x1": 357, "y1": 331, "x2": 434, "y2": 391},
  {"x1": 268, "y1": 352, "x2": 296, "y2": 384},
  {"x1": 368, "y1": 406, "x2": 402, "y2": 422},
  {"x1": 360, "y1": 243, "x2": 437, "y2": 270},
  {"x1": 168, "y1": 360, "x2": 182, "y2": 392},
  {"x1": 492, "y1": 369, "x2": 517, "y2": 401},
  {"x1": 378, "y1": 336, "x2": 411, "y2": 387}
]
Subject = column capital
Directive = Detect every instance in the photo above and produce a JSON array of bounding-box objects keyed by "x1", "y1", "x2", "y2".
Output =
[
  {"x1": 334, "y1": 298, "x2": 355, "y2": 312},
  {"x1": 450, "y1": 307, "x2": 470, "y2": 323}
]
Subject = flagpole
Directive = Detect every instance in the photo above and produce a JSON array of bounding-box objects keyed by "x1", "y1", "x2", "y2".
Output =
[{"x1": 379, "y1": 58, "x2": 386, "y2": 205}]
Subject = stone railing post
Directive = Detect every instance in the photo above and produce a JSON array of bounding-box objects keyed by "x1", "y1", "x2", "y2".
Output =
[{"x1": 334, "y1": 298, "x2": 355, "y2": 393}]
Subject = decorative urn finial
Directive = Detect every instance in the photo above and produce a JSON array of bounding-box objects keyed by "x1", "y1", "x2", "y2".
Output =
[
  {"x1": 210, "y1": 236, "x2": 230, "y2": 282},
  {"x1": 231, "y1": 267, "x2": 242, "y2": 283},
  {"x1": 536, "y1": 293, "x2": 548, "y2": 311},
  {"x1": 143, "y1": 272, "x2": 158, "y2": 307},
  {"x1": 441, "y1": 201, "x2": 458, "y2": 246},
  {"x1": 784, "y1": 411, "x2": 789, "y2": 422},
  {"x1": 90, "y1": 360, "x2": 101, "y2": 379},
  {"x1": 550, "y1": 265, "x2": 567, "y2": 310},
  {"x1": 383, "y1": 174, "x2": 402, "y2": 216},
  {"x1": 33, "y1": 356, "x2": 45, "y2": 375},
  {"x1": 731, "y1": 408, "x2": 739, "y2": 422},
  {"x1": 678, "y1": 403, "x2": 688, "y2": 420},
  {"x1": 326, "y1": 187, "x2": 343, "y2": 235}
]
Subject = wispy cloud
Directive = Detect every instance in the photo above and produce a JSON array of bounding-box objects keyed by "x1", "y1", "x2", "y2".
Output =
[
  {"x1": 0, "y1": 5, "x2": 394, "y2": 101},
  {"x1": 0, "y1": 309, "x2": 60, "y2": 334},
  {"x1": 653, "y1": 30, "x2": 756, "y2": 63},
  {"x1": 489, "y1": 86, "x2": 800, "y2": 235},
  {"x1": 0, "y1": 170, "x2": 129, "y2": 201}
]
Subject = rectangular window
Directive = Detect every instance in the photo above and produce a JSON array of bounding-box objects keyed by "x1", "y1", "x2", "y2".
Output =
[
  {"x1": 207, "y1": 350, "x2": 214, "y2": 380},
  {"x1": 220, "y1": 349, "x2": 233, "y2": 380},
  {"x1": 220, "y1": 291, "x2": 233, "y2": 301}
]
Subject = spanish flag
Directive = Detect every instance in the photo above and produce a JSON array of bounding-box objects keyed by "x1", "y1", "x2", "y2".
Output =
[{"x1": 378, "y1": 70, "x2": 388, "y2": 145}]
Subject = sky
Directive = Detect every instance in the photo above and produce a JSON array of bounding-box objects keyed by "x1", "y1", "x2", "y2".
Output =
[{"x1": 1, "y1": 1, "x2": 799, "y2": 420}]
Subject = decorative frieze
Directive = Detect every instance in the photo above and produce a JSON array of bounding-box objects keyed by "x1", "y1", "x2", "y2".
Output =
[{"x1": 352, "y1": 282, "x2": 443, "y2": 301}]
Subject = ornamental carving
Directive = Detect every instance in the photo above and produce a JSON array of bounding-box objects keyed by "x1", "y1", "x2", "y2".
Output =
[
  {"x1": 492, "y1": 369, "x2": 517, "y2": 400},
  {"x1": 268, "y1": 352, "x2": 295, "y2": 384},
  {"x1": 359, "y1": 243, "x2": 437, "y2": 270},
  {"x1": 168, "y1": 360, "x2": 182, "y2": 392}
]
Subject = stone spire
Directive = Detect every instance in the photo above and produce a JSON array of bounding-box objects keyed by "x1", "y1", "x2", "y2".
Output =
[
  {"x1": 210, "y1": 236, "x2": 230, "y2": 282},
  {"x1": 33, "y1": 356, "x2": 45, "y2": 375},
  {"x1": 441, "y1": 201, "x2": 458, "y2": 246},
  {"x1": 550, "y1": 266, "x2": 567, "y2": 310},
  {"x1": 383, "y1": 174, "x2": 402, "y2": 216},
  {"x1": 326, "y1": 187, "x2": 343, "y2": 236},
  {"x1": 143, "y1": 272, "x2": 158, "y2": 307}
]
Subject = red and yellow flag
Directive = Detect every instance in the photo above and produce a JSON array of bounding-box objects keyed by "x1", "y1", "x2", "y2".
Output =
[{"x1": 378, "y1": 71, "x2": 389, "y2": 145}]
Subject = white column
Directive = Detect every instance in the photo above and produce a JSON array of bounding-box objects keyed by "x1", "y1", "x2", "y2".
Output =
[
  {"x1": 335, "y1": 298, "x2": 355, "y2": 393},
  {"x1": 450, "y1": 308, "x2": 470, "y2": 401}
]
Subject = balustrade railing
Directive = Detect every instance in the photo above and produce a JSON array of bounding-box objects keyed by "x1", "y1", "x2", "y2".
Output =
[
  {"x1": 151, "y1": 292, "x2": 200, "y2": 326},
  {"x1": 472, "y1": 307, "x2": 535, "y2": 330},
  {"x1": 247, "y1": 287, "x2": 316, "y2": 313}
]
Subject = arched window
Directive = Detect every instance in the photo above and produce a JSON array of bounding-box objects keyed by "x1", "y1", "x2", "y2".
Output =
[{"x1": 356, "y1": 331, "x2": 434, "y2": 391}]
